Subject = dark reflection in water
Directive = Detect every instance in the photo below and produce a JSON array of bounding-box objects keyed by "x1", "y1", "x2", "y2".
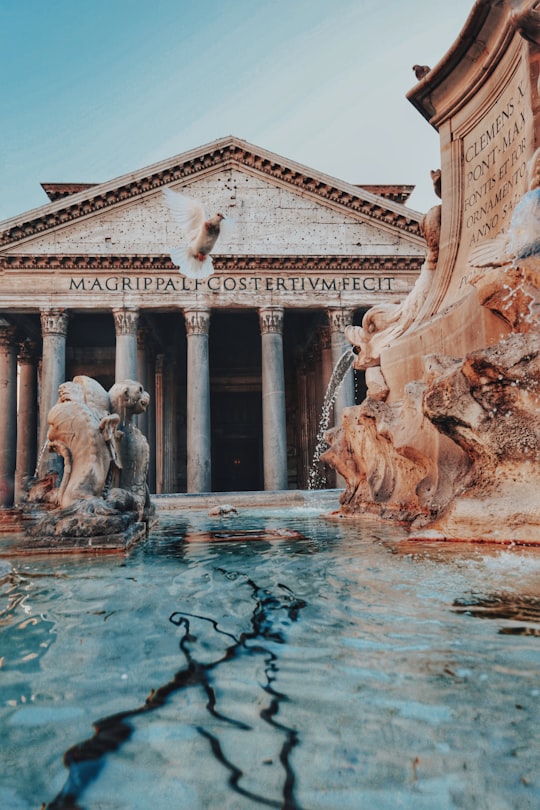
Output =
[
  {"x1": 43, "y1": 572, "x2": 306, "y2": 810},
  {"x1": 453, "y1": 593, "x2": 540, "y2": 635}
]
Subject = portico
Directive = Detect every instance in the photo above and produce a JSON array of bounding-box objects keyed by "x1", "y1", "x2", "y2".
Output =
[{"x1": 0, "y1": 137, "x2": 426, "y2": 501}]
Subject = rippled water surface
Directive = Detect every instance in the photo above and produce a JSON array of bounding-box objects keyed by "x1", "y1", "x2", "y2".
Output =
[{"x1": 1, "y1": 505, "x2": 539, "y2": 809}]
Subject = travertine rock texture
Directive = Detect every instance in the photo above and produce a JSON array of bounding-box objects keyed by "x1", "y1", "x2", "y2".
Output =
[
  {"x1": 323, "y1": 0, "x2": 540, "y2": 543},
  {"x1": 24, "y1": 376, "x2": 155, "y2": 543}
]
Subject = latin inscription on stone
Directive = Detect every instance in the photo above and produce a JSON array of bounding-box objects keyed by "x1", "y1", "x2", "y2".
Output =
[
  {"x1": 461, "y1": 69, "x2": 531, "y2": 252},
  {"x1": 68, "y1": 275, "x2": 398, "y2": 294}
]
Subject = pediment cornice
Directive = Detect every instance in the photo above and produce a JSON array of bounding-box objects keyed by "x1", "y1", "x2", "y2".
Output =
[
  {"x1": 0, "y1": 137, "x2": 424, "y2": 249},
  {"x1": 0, "y1": 253, "x2": 424, "y2": 274}
]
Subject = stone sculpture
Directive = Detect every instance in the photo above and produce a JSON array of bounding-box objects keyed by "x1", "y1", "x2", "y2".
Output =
[
  {"x1": 323, "y1": 1, "x2": 540, "y2": 545},
  {"x1": 344, "y1": 166, "x2": 442, "y2": 372},
  {"x1": 45, "y1": 376, "x2": 121, "y2": 509},
  {"x1": 107, "y1": 380, "x2": 152, "y2": 522},
  {"x1": 23, "y1": 376, "x2": 155, "y2": 550},
  {"x1": 343, "y1": 200, "x2": 441, "y2": 369}
]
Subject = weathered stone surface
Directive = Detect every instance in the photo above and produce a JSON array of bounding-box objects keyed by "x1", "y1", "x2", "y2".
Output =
[
  {"x1": 323, "y1": 380, "x2": 469, "y2": 523},
  {"x1": 0, "y1": 138, "x2": 425, "y2": 314},
  {"x1": 324, "y1": 0, "x2": 540, "y2": 544},
  {"x1": 21, "y1": 376, "x2": 155, "y2": 552}
]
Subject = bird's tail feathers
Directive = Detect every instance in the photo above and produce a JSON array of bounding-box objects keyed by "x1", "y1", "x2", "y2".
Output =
[{"x1": 169, "y1": 247, "x2": 214, "y2": 279}]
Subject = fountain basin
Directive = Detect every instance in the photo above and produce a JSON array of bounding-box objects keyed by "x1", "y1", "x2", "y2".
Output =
[{"x1": 1, "y1": 501, "x2": 539, "y2": 809}]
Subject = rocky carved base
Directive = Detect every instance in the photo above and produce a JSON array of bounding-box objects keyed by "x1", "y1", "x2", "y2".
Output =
[{"x1": 323, "y1": 332, "x2": 540, "y2": 545}]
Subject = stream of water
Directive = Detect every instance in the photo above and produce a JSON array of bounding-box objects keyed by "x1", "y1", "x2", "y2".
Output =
[{"x1": 308, "y1": 350, "x2": 355, "y2": 489}]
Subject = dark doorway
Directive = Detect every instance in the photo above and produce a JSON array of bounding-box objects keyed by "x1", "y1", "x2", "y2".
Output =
[
  {"x1": 66, "y1": 313, "x2": 116, "y2": 390},
  {"x1": 209, "y1": 312, "x2": 263, "y2": 491},
  {"x1": 211, "y1": 392, "x2": 263, "y2": 491}
]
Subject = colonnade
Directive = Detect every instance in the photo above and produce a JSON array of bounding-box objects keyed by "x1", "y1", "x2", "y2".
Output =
[{"x1": 0, "y1": 305, "x2": 355, "y2": 506}]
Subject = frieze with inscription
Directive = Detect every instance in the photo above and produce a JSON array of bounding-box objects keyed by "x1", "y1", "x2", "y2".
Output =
[{"x1": 67, "y1": 274, "x2": 398, "y2": 294}]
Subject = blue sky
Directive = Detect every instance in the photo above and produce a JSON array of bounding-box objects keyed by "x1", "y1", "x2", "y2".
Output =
[{"x1": 1, "y1": 0, "x2": 475, "y2": 222}]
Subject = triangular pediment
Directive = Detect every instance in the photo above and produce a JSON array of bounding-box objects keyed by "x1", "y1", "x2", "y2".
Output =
[{"x1": 0, "y1": 137, "x2": 425, "y2": 257}]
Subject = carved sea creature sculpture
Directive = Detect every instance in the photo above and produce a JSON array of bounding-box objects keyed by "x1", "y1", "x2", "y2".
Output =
[
  {"x1": 107, "y1": 380, "x2": 153, "y2": 523},
  {"x1": 46, "y1": 377, "x2": 120, "y2": 509}
]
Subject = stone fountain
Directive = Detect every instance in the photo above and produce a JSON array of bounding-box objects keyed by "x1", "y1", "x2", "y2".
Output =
[
  {"x1": 17, "y1": 375, "x2": 156, "y2": 552},
  {"x1": 323, "y1": 0, "x2": 540, "y2": 545}
]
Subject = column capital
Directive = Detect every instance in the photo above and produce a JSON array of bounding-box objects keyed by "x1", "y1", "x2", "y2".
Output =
[
  {"x1": 0, "y1": 318, "x2": 17, "y2": 348},
  {"x1": 259, "y1": 307, "x2": 284, "y2": 335},
  {"x1": 113, "y1": 307, "x2": 139, "y2": 336},
  {"x1": 40, "y1": 308, "x2": 69, "y2": 337},
  {"x1": 17, "y1": 338, "x2": 39, "y2": 364},
  {"x1": 184, "y1": 308, "x2": 210, "y2": 336},
  {"x1": 327, "y1": 308, "x2": 353, "y2": 334}
]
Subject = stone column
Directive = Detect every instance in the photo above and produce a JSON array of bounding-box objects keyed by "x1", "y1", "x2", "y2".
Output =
[
  {"x1": 145, "y1": 342, "x2": 157, "y2": 494},
  {"x1": 137, "y1": 326, "x2": 149, "y2": 437},
  {"x1": 15, "y1": 340, "x2": 38, "y2": 503},
  {"x1": 0, "y1": 320, "x2": 18, "y2": 506},
  {"x1": 154, "y1": 354, "x2": 165, "y2": 494},
  {"x1": 162, "y1": 356, "x2": 178, "y2": 493},
  {"x1": 39, "y1": 309, "x2": 69, "y2": 454},
  {"x1": 306, "y1": 350, "x2": 318, "y2": 462},
  {"x1": 317, "y1": 326, "x2": 334, "y2": 412},
  {"x1": 327, "y1": 308, "x2": 355, "y2": 426},
  {"x1": 327, "y1": 308, "x2": 354, "y2": 489},
  {"x1": 259, "y1": 307, "x2": 288, "y2": 491},
  {"x1": 113, "y1": 307, "x2": 139, "y2": 382},
  {"x1": 316, "y1": 326, "x2": 336, "y2": 488},
  {"x1": 296, "y1": 360, "x2": 309, "y2": 489},
  {"x1": 185, "y1": 308, "x2": 211, "y2": 493}
]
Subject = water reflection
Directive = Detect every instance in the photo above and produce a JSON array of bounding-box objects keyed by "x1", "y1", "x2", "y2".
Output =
[{"x1": 0, "y1": 508, "x2": 539, "y2": 809}]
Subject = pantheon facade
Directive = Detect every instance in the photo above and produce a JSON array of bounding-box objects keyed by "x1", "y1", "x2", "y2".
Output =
[{"x1": 0, "y1": 137, "x2": 426, "y2": 503}]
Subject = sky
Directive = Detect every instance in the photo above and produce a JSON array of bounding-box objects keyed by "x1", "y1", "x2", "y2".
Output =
[{"x1": 1, "y1": 0, "x2": 476, "y2": 223}]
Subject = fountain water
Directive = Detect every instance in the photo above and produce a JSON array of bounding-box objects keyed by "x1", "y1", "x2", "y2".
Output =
[
  {"x1": 307, "y1": 348, "x2": 354, "y2": 489},
  {"x1": 2, "y1": 507, "x2": 539, "y2": 809}
]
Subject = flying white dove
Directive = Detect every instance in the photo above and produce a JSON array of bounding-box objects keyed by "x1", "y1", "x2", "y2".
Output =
[{"x1": 163, "y1": 187, "x2": 228, "y2": 278}]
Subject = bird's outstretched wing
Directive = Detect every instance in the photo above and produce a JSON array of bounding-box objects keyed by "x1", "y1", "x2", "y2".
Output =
[{"x1": 162, "y1": 188, "x2": 206, "y2": 241}]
